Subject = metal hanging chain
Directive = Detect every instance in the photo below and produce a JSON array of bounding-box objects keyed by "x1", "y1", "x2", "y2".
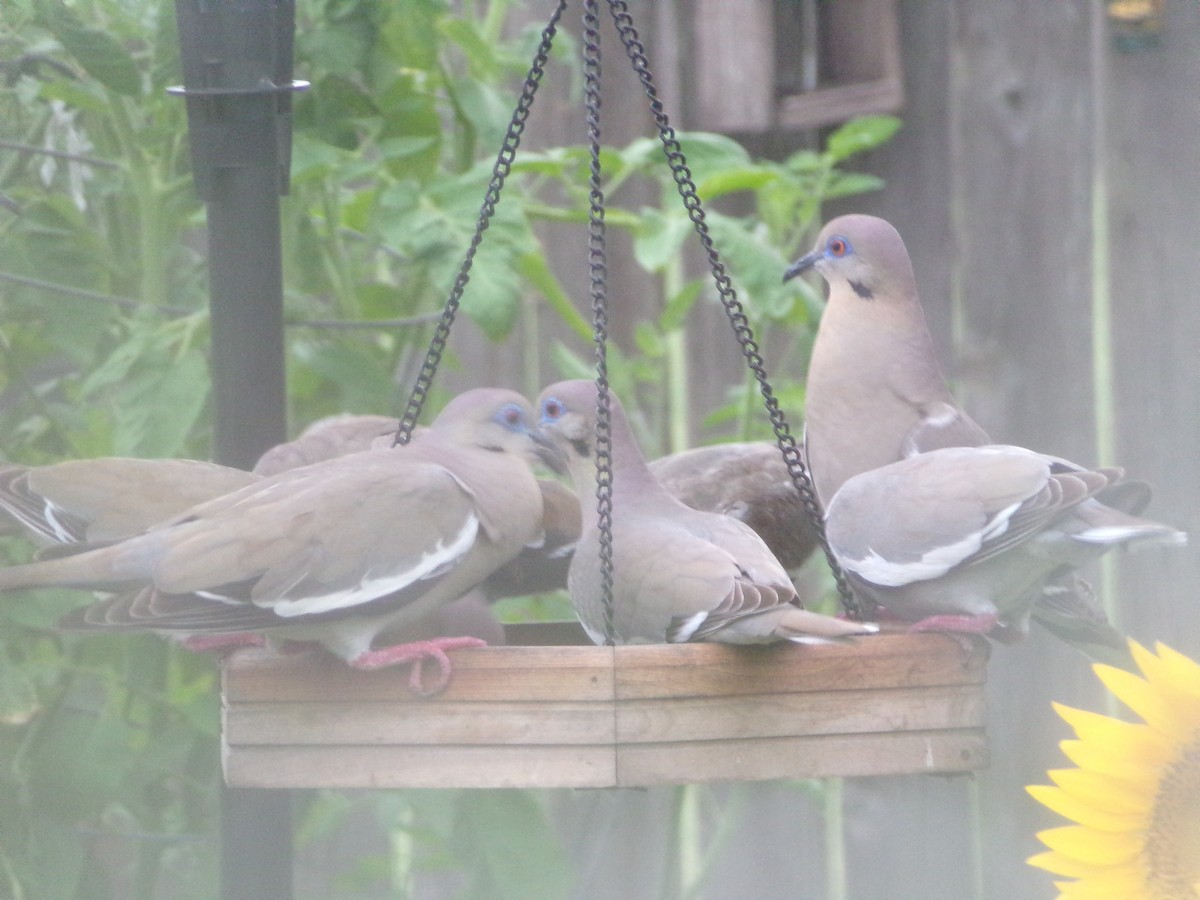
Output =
[
  {"x1": 582, "y1": 0, "x2": 617, "y2": 646},
  {"x1": 603, "y1": 0, "x2": 862, "y2": 618},
  {"x1": 393, "y1": 0, "x2": 568, "y2": 445}
]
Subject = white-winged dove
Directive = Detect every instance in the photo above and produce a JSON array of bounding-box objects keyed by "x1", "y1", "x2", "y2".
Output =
[
  {"x1": 824, "y1": 445, "x2": 1185, "y2": 642},
  {"x1": 0, "y1": 389, "x2": 547, "y2": 691},
  {"x1": 784, "y1": 215, "x2": 990, "y2": 509},
  {"x1": 252, "y1": 413, "x2": 398, "y2": 476},
  {"x1": 0, "y1": 413, "x2": 404, "y2": 550},
  {"x1": 0, "y1": 458, "x2": 257, "y2": 547},
  {"x1": 785, "y1": 215, "x2": 1185, "y2": 660},
  {"x1": 648, "y1": 442, "x2": 820, "y2": 571},
  {"x1": 0, "y1": 413, "x2": 525, "y2": 652},
  {"x1": 533, "y1": 379, "x2": 875, "y2": 646},
  {"x1": 478, "y1": 441, "x2": 825, "y2": 599}
]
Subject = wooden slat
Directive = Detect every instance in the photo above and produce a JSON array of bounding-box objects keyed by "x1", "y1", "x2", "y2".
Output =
[
  {"x1": 224, "y1": 700, "x2": 614, "y2": 746},
  {"x1": 616, "y1": 730, "x2": 989, "y2": 786},
  {"x1": 223, "y1": 644, "x2": 616, "y2": 703},
  {"x1": 614, "y1": 634, "x2": 988, "y2": 700},
  {"x1": 221, "y1": 632, "x2": 991, "y2": 789},
  {"x1": 224, "y1": 744, "x2": 617, "y2": 790},
  {"x1": 615, "y1": 685, "x2": 985, "y2": 744},
  {"x1": 778, "y1": 79, "x2": 905, "y2": 130}
]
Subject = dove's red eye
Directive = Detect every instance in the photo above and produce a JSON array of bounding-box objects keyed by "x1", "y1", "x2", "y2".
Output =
[
  {"x1": 542, "y1": 398, "x2": 564, "y2": 420},
  {"x1": 828, "y1": 237, "x2": 848, "y2": 257}
]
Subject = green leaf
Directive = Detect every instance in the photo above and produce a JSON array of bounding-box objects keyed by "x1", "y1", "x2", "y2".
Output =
[
  {"x1": 460, "y1": 250, "x2": 522, "y2": 340},
  {"x1": 439, "y1": 19, "x2": 503, "y2": 80},
  {"x1": 289, "y1": 133, "x2": 351, "y2": 183},
  {"x1": 618, "y1": 137, "x2": 661, "y2": 172},
  {"x1": 112, "y1": 349, "x2": 209, "y2": 458},
  {"x1": 450, "y1": 791, "x2": 571, "y2": 900},
  {"x1": 696, "y1": 166, "x2": 779, "y2": 201},
  {"x1": 38, "y1": 2, "x2": 141, "y2": 96},
  {"x1": 0, "y1": 589, "x2": 92, "y2": 631},
  {"x1": 449, "y1": 76, "x2": 510, "y2": 151},
  {"x1": 0, "y1": 643, "x2": 39, "y2": 726},
  {"x1": 632, "y1": 208, "x2": 690, "y2": 273},
  {"x1": 634, "y1": 321, "x2": 664, "y2": 358},
  {"x1": 517, "y1": 252, "x2": 591, "y2": 340},
  {"x1": 824, "y1": 115, "x2": 902, "y2": 162},
  {"x1": 784, "y1": 149, "x2": 825, "y2": 174},
  {"x1": 705, "y1": 212, "x2": 797, "y2": 320},
  {"x1": 660, "y1": 279, "x2": 704, "y2": 332},
  {"x1": 17, "y1": 816, "x2": 88, "y2": 900},
  {"x1": 823, "y1": 172, "x2": 886, "y2": 199},
  {"x1": 294, "y1": 339, "x2": 396, "y2": 413},
  {"x1": 674, "y1": 131, "x2": 752, "y2": 181}
]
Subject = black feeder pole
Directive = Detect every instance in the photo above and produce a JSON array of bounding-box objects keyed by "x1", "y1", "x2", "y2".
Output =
[{"x1": 171, "y1": 0, "x2": 305, "y2": 895}]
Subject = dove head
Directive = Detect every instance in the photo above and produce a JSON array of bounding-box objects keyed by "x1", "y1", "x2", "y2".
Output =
[
  {"x1": 533, "y1": 380, "x2": 604, "y2": 477},
  {"x1": 534, "y1": 378, "x2": 649, "y2": 481},
  {"x1": 783, "y1": 214, "x2": 918, "y2": 306},
  {"x1": 429, "y1": 388, "x2": 540, "y2": 458}
]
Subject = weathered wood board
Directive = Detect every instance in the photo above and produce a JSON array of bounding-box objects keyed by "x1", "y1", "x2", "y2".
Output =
[{"x1": 223, "y1": 629, "x2": 989, "y2": 789}]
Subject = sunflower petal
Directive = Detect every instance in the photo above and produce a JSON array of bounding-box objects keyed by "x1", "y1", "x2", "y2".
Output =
[
  {"x1": 1027, "y1": 850, "x2": 1119, "y2": 879},
  {"x1": 1032, "y1": 642, "x2": 1200, "y2": 899},
  {"x1": 1054, "y1": 871, "x2": 1147, "y2": 898},
  {"x1": 1059, "y1": 737, "x2": 1171, "y2": 778},
  {"x1": 1151, "y1": 642, "x2": 1200, "y2": 696},
  {"x1": 1047, "y1": 769, "x2": 1153, "y2": 818},
  {"x1": 1054, "y1": 703, "x2": 1159, "y2": 749},
  {"x1": 1026, "y1": 785, "x2": 1144, "y2": 832},
  {"x1": 1036, "y1": 825, "x2": 1142, "y2": 865},
  {"x1": 1093, "y1": 664, "x2": 1182, "y2": 738},
  {"x1": 1132, "y1": 641, "x2": 1200, "y2": 717}
]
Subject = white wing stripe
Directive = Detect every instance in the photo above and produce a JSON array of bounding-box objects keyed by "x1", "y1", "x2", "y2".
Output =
[{"x1": 271, "y1": 515, "x2": 480, "y2": 617}]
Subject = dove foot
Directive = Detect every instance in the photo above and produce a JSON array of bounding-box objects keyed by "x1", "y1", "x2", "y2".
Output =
[
  {"x1": 350, "y1": 636, "x2": 488, "y2": 696},
  {"x1": 907, "y1": 613, "x2": 999, "y2": 635},
  {"x1": 178, "y1": 633, "x2": 267, "y2": 655}
]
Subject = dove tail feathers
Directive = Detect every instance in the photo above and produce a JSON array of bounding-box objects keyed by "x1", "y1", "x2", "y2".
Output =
[
  {"x1": 0, "y1": 545, "x2": 131, "y2": 593},
  {"x1": 775, "y1": 607, "x2": 878, "y2": 644},
  {"x1": 1071, "y1": 499, "x2": 1187, "y2": 550}
]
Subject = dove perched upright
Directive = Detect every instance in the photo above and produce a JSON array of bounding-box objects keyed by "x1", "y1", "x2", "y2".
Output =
[
  {"x1": 785, "y1": 215, "x2": 1185, "y2": 660},
  {"x1": 784, "y1": 214, "x2": 990, "y2": 509},
  {"x1": 533, "y1": 379, "x2": 874, "y2": 647},
  {"x1": 0, "y1": 389, "x2": 547, "y2": 689}
]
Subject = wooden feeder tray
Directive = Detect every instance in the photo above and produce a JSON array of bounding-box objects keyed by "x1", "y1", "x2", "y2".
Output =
[{"x1": 222, "y1": 624, "x2": 989, "y2": 789}]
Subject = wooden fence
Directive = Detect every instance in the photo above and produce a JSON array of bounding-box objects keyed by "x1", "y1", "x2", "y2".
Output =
[{"x1": 411, "y1": 3, "x2": 1197, "y2": 898}]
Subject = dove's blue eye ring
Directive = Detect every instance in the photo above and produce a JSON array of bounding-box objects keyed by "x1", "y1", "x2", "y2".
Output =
[
  {"x1": 497, "y1": 404, "x2": 525, "y2": 428},
  {"x1": 542, "y1": 398, "x2": 564, "y2": 420},
  {"x1": 827, "y1": 236, "x2": 851, "y2": 257}
]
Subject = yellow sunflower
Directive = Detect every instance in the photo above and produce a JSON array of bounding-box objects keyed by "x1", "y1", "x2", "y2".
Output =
[{"x1": 1027, "y1": 640, "x2": 1200, "y2": 899}]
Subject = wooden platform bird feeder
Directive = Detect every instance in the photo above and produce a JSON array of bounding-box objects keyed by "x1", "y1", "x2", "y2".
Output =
[
  {"x1": 222, "y1": 627, "x2": 989, "y2": 789},
  {"x1": 219, "y1": 1, "x2": 988, "y2": 792}
]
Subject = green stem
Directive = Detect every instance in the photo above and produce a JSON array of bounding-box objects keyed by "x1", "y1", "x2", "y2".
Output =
[
  {"x1": 663, "y1": 256, "x2": 689, "y2": 454},
  {"x1": 110, "y1": 97, "x2": 168, "y2": 306},
  {"x1": 389, "y1": 801, "x2": 415, "y2": 896},
  {"x1": 824, "y1": 778, "x2": 847, "y2": 900},
  {"x1": 676, "y1": 785, "x2": 703, "y2": 899},
  {"x1": 680, "y1": 786, "x2": 749, "y2": 900},
  {"x1": 967, "y1": 777, "x2": 985, "y2": 899},
  {"x1": 1089, "y1": 0, "x2": 1121, "y2": 679}
]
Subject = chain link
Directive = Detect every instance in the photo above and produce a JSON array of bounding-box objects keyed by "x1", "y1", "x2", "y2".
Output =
[
  {"x1": 389, "y1": 0, "x2": 860, "y2": 618},
  {"x1": 393, "y1": 0, "x2": 568, "y2": 445},
  {"x1": 583, "y1": 0, "x2": 617, "y2": 645},
  {"x1": 603, "y1": 0, "x2": 862, "y2": 618}
]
